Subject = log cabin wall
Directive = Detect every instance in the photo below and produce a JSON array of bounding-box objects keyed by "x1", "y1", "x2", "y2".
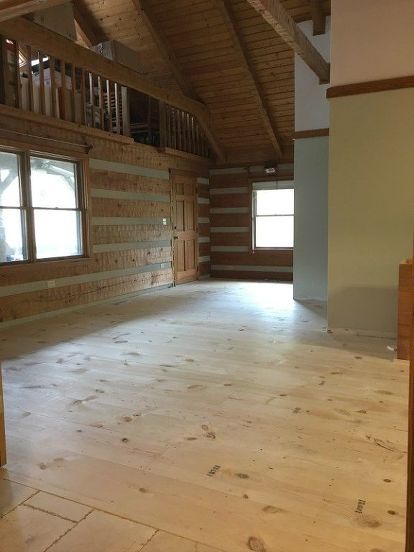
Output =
[
  {"x1": 0, "y1": 107, "x2": 210, "y2": 325},
  {"x1": 197, "y1": 176, "x2": 211, "y2": 278},
  {"x1": 209, "y1": 166, "x2": 294, "y2": 281}
]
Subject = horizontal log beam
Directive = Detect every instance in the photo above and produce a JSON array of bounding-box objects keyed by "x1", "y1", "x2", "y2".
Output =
[{"x1": 246, "y1": 0, "x2": 330, "y2": 83}]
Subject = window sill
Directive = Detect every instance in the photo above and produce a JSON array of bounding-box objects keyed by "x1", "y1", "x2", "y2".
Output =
[
  {"x1": 0, "y1": 256, "x2": 93, "y2": 270},
  {"x1": 252, "y1": 247, "x2": 293, "y2": 252}
]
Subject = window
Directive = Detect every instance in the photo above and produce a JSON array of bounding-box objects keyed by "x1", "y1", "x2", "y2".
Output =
[
  {"x1": 252, "y1": 187, "x2": 294, "y2": 249},
  {"x1": 0, "y1": 149, "x2": 86, "y2": 264}
]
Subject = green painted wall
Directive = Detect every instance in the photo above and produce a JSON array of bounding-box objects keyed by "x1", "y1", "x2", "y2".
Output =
[
  {"x1": 293, "y1": 136, "x2": 329, "y2": 301},
  {"x1": 328, "y1": 88, "x2": 414, "y2": 335}
]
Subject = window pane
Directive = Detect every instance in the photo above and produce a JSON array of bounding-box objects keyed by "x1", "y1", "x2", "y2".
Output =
[
  {"x1": 0, "y1": 208, "x2": 26, "y2": 262},
  {"x1": 256, "y1": 189, "x2": 294, "y2": 216},
  {"x1": 0, "y1": 151, "x2": 21, "y2": 207},
  {"x1": 30, "y1": 157, "x2": 78, "y2": 208},
  {"x1": 255, "y1": 215, "x2": 294, "y2": 248},
  {"x1": 34, "y1": 209, "x2": 82, "y2": 259}
]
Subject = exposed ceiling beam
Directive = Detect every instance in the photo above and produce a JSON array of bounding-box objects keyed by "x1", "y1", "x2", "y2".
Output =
[
  {"x1": 131, "y1": 0, "x2": 198, "y2": 99},
  {"x1": 131, "y1": 0, "x2": 224, "y2": 160},
  {"x1": 0, "y1": 0, "x2": 68, "y2": 21},
  {"x1": 0, "y1": 16, "x2": 225, "y2": 161},
  {"x1": 73, "y1": 1, "x2": 104, "y2": 47},
  {"x1": 213, "y1": 0, "x2": 282, "y2": 159},
  {"x1": 245, "y1": 0, "x2": 330, "y2": 83},
  {"x1": 310, "y1": 0, "x2": 326, "y2": 36}
]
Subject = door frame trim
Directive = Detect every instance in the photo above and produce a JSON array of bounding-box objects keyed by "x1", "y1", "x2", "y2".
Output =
[{"x1": 170, "y1": 169, "x2": 200, "y2": 285}]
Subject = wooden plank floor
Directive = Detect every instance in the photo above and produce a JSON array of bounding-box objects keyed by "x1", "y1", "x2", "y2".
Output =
[{"x1": 0, "y1": 280, "x2": 408, "y2": 552}]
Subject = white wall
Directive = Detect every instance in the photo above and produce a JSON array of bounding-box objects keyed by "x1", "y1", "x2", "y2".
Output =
[
  {"x1": 293, "y1": 20, "x2": 330, "y2": 301},
  {"x1": 330, "y1": 0, "x2": 414, "y2": 86},
  {"x1": 295, "y1": 18, "x2": 330, "y2": 132},
  {"x1": 293, "y1": 137, "x2": 328, "y2": 301}
]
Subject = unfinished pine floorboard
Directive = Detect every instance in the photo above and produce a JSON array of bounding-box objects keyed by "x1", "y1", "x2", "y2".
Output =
[{"x1": 0, "y1": 280, "x2": 408, "y2": 552}]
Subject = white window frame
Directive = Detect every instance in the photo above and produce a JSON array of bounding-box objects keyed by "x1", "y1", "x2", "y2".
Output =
[
  {"x1": 0, "y1": 147, "x2": 88, "y2": 266},
  {"x1": 251, "y1": 181, "x2": 294, "y2": 251}
]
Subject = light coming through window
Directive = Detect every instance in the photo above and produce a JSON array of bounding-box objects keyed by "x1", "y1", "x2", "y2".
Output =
[
  {"x1": 0, "y1": 150, "x2": 86, "y2": 264},
  {"x1": 252, "y1": 188, "x2": 294, "y2": 249}
]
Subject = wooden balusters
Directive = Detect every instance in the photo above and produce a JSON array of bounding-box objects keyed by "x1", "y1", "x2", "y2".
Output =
[
  {"x1": 158, "y1": 102, "x2": 209, "y2": 157},
  {"x1": 159, "y1": 100, "x2": 166, "y2": 148},
  {"x1": 70, "y1": 63, "x2": 76, "y2": 122},
  {"x1": 13, "y1": 40, "x2": 21, "y2": 108},
  {"x1": 25, "y1": 44, "x2": 33, "y2": 111},
  {"x1": 80, "y1": 67, "x2": 86, "y2": 125},
  {"x1": 88, "y1": 71, "x2": 95, "y2": 127},
  {"x1": 97, "y1": 75, "x2": 104, "y2": 129},
  {"x1": 59, "y1": 59, "x2": 67, "y2": 120},
  {"x1": 106, "y1": 79, "x2": 112, "y2": 133},
  {"x1": 49, "y1": 56, "x2": 57, "y2": 118},
  {"x1": 38, "y1": 51, "x2": 45, "y2": 115},
  {"x1": 121, "y1": 86, "x2": 130, "y2": 137}
]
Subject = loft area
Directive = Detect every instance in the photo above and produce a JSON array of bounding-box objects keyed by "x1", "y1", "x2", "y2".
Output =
[{"x1": 0, "y1": 36, "x2": 211, "y2": 158}]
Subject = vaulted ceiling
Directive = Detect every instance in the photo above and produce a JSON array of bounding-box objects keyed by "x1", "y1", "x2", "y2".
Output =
[{"x1": 75, "y1": 0, "x2": 331, "y2": 164}]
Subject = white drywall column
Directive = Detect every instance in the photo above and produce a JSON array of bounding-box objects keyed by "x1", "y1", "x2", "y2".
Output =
[{"x1": 293, "y1": 19, "x2": 330, "y2": 301}]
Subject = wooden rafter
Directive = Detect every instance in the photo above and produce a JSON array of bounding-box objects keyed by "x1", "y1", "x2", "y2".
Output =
[
  {"x1": 245, "y1": 0, "x2": 330, "y2": 83},
  {"x1": 131, "y1": 0, "x2": 198, "y2": 99},
  {"x1": 73, "y1": 0, "x2": 105, "y2": 47},
  {"x1": 213, "y1": 0, "x2": 282, "y2": 159},
  {"x1": 0, "y1": 0, "x2": 68, "y2": 21},
  {"x1": 131, "y1": 0, "x2": 225, "y2": 160},
  {"x1": 0, "y1": 16, "x2": 225, "y2": 161},
  {"x1": 310, "y1": 0, "x2": 326, "y2": 36}
]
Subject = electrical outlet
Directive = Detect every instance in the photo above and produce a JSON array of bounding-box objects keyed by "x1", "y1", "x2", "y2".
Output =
[{"x1": 47, "y1": 280, "x2": 56, "y2": 289}]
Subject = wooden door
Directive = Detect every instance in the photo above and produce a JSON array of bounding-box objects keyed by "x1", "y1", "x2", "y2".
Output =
[{"x1": 171, "y1": 170, "x2": 198, "y2": 284}]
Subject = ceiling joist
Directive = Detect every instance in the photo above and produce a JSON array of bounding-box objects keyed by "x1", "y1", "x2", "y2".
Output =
[
  {"x1": 0, "y1": 0, "x2": 68, "y2": 21},
  {"x1": 310, "y1": 0, "x2": 326, "y2": 36},
  {"x1": 213, "y1": 0, "x2": 282, "y2": 159},
  {"x1": 245, "y1": 0, "x2": 330, "y2": 83}
]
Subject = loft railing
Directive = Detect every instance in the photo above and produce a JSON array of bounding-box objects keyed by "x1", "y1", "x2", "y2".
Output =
[
  {"x1": 0, "y1": 36, "x2": 211, "y2": 158},
  {"x1": 159, "y1": 102, "x2": 209, "y2": 158}
]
